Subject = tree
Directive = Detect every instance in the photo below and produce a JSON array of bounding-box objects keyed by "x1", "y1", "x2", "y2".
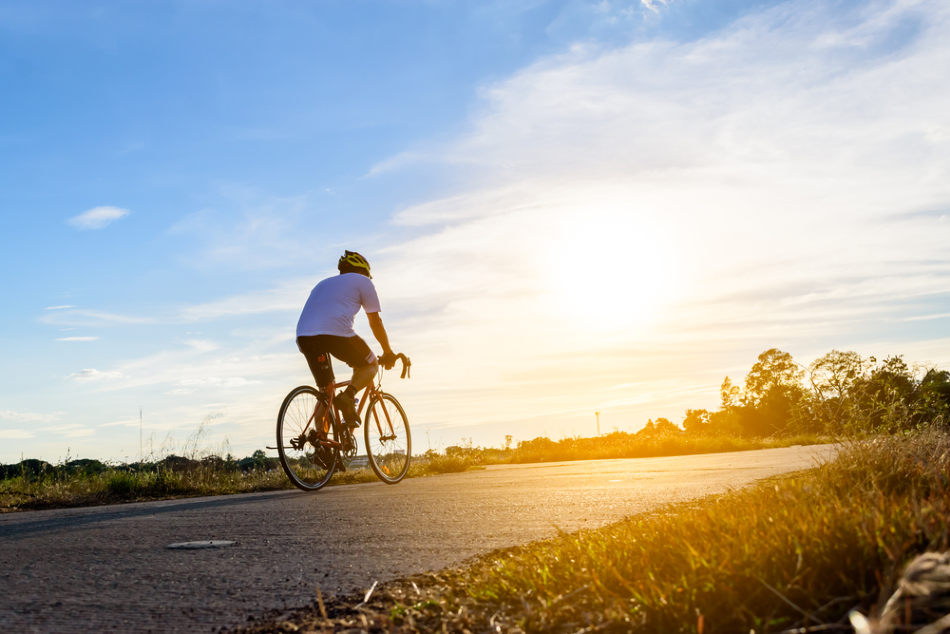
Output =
[
  {"x1": 744, "y1": 348, "x2": 804, "y2": 406},
  {"x1": 637, "y1": 419, "x2": 657, "y2": 437},
  {"x1": 808, "y1": 350, "x2": 864, "y2": 400},
  {"x1": 708, "y1": 409, "x2": 744, "y2": 436},
  {"x1": 682, "y1": 409, "x2": 711, "y2": 435},
  {"x1": 720, "y1": 377, "x2": 741, "y2": 409},
  {"x1": 921, "y1": 368, "x2": 950, "y2": 402},
  {"x1": 653, "y1": 417, "x2": 681, "y2": 435}
]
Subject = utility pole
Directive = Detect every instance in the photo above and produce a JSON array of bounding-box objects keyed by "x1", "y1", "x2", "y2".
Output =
[
  {"x1": 139, "y1": 407, "x2": 143, "y2": 462},
  {"x1": 595, "y1": 411, "x2": 601, "y2": 436}
]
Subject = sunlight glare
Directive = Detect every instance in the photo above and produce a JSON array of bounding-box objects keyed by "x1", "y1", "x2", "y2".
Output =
[{"x1": 543, "y1": 210, "x2": 674, "y2": 332}]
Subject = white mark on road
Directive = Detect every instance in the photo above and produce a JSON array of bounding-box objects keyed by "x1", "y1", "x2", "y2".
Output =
[{"x1": 166, "y1": 541, "x2": 236, "y2": 550}]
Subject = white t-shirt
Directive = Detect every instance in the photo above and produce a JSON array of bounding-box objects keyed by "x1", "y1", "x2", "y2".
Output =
[{"x1": 296, "y1": 273, "x2": 382, "y2": 341}]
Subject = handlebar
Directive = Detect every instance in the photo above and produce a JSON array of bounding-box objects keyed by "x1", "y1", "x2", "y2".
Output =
[{"x1": 382, "y1": 352, "x2": 411, "y2": 379}]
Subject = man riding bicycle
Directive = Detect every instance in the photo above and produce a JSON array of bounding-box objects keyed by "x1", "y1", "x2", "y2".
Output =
[{"x1": 296, "y1": 251, "x2": 397, "y2": 430}]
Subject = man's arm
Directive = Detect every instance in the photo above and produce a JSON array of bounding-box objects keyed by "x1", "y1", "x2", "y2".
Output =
[{"x1": 366, "y1": 312, "x2": 393, "y2": 356}]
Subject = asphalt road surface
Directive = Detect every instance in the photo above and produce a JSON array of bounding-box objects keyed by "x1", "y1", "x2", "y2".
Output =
[{"x1": 0, "y1": 445, "x2": 836, "y2": 633}]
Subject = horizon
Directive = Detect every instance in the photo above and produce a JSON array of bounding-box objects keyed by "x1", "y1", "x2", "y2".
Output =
[{"x1": 2, "y1": 0, "x2": 950, "y2": 464}]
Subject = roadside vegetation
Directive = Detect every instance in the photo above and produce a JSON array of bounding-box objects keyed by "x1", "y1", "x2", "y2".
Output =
[
  {"x1": 235, "y1": 427, "x2": 950, "y2": 634},
  {"x1": 4, "y1": 346, "x2": 947, "y2": 512}
]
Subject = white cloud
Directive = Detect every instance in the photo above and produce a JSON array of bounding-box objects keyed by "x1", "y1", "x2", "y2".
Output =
[
  {"x1": 69, "y1": 369, "x2": 123, "y2": 382},
  {"x1": 56, "y1": 336, "x2": 99, "y2": 342},
  {"x1": 640, "y1": 0, "x2": 668, "y2": 13},
  {"x1": 41, "y1": 424, "x2": 94, "y2": 438},
  {"x1": 178, "y1": 279, "x2": 313, "y2": 321},
  {"x1": 181, "y1": 339, "x2": 219, "y2": 353},
  {"x1": 41, "y1": 309, "x2": 156, "y2": 328},
  {"x1": 44, "y1": 305, "x2": 75, "y2": 310},
  {"x1": 167, "y1": 192, "x2": 315, "y2": 269},
  {"x1": 0, "y1": 429, "x2": 34, "y2": 439},
  {"x1": 361, "y1": 0, "x2": 950, "y2": 435},
  {"x1": 98, "y1": 419, "x2": 141, "y2": 428},
  {"x1": 0, "y1": 410, "x2": 62, "y2": 423},
  {"x1": 174, "y1": 377, "x2": 260, "y2": 388},
  {"x1": 67, "y1": 206, "x2": 129, "y2": 230}
]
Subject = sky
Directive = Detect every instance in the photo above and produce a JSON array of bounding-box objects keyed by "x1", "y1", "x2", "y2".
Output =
[{"x1": 2, "y1": 0, "x2": 949, "y2": 464}]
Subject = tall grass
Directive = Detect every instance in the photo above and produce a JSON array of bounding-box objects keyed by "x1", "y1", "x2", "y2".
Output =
[
  {"x1": 234, "y1": 430, "x2": 950, "y2": 634},
  {"x1": 0, "y1": 463, "x2": 294, "y2": 511},
  {"x1": 465, "y1": 429, "x2": 950, "y2": 633},
  {"x1": 506, "y1": 430, "x2": 826, "y2": 464}
]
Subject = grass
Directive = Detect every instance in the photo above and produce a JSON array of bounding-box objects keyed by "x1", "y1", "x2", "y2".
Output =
[
  {"x1": 0, "y1": 463, "x2": 292, "y2": 512},
  {"x1": 0, "y1": 453, "x2": 494, "y2": 512},
  {"x1": 1, "y1": 432, "x2": 822, "y2": 513},
  {"x1": 503, "y1": 431, "x2": 828, "y2": 464},
  {"x1": 232, "y1": 427, "x2": 950, "y2": 634}
]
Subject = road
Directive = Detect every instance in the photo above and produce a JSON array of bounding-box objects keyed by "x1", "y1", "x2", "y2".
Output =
[{"x1": 0, "y1": 445, "x2": 835, "y2": 633}]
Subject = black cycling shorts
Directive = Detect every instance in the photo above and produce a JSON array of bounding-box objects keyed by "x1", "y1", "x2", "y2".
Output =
[{"x1": 297, "y1": 335, "x2": 378, "y2": 388}]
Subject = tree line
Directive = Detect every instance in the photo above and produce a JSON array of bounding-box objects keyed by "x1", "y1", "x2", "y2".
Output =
[{"x1": 643, "y1": 348, "x2": 950, "y2": 438}]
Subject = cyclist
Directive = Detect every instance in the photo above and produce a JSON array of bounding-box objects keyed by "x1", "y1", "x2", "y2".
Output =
[{"x1": 296, "y1": 251, "x2": 397, "y2": 431}]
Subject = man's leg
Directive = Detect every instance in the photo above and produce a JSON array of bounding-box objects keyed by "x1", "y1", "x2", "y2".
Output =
[
  {"x1": 336, "y1": 361, "x2": 377, "y2": 426},
  {"x1": 350, "y1": 362, "x2": 378, "y2": 392},
  {"x1": 321, "y1": 335, "x2": 378, "y2": 426}
]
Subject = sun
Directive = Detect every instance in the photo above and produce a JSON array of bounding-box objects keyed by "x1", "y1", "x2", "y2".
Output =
[{"x1": 542, "y1": 210, "x2": 674, "y2": 332}]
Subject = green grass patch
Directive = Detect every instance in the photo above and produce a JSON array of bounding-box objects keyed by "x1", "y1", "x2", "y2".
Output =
[{"x1": 233, "y1": 428, "x2": 950, "y2": 634}]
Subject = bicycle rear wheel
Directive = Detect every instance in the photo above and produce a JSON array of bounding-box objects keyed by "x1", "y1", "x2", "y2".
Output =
[
  {"x1": 277, "y1": 385, "x2": 339, "y2": 491},
  {"x1": 364, "y1": 392, "x2": 411, "y2": 484}
]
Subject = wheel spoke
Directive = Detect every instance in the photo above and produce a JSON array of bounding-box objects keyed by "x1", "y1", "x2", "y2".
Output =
[
  {"x1": 364, "y1": 393, "x2": 411, "y2": 484},
  {"x1": 277, "y1": 387, "x2": 338, "y2": 491}
]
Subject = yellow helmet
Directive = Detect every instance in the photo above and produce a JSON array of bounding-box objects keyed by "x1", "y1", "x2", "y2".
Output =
[{"x1": 338, "y1": 250, "x2": 372, "y2": 278}]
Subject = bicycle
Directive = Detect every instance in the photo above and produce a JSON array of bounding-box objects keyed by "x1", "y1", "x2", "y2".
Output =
[{"x1": 274, "y1": 353, "x2": 412, "y2": 491}]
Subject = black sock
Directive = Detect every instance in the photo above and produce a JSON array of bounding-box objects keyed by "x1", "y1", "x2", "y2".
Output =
[{"x1": 343, "y1": 386, "x2": 356, "y2": 399}]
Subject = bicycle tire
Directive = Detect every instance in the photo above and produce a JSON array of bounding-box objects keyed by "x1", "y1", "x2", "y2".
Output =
[
  {"x1": 364, "y1": 392, "x2": 411, "y2": 484},
  {"x1": 277, "y1": 385, "x2": 339, "y2": 491}
]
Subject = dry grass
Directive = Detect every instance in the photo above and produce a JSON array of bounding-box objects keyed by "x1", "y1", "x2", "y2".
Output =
[
  {"x1": 0, "y1": 456, "x2": 493, "y2": 512},
  {"x1": 505, "y1": 431, "x2": 828, "y2": 464},
  {"x1": 232, "y1": 428, "x2": 950, "y2": 634},
  {"x1": 0, "y1": 465, "x2": 293, "y2": 511}
]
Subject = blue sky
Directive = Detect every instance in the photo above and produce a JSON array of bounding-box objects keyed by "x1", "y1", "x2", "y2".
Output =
[{"x1": 2, "y1": 0, "x2": 949, "y2": 463}]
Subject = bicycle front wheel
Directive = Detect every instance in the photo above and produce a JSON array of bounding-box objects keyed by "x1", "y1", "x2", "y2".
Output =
[
  {"x1": 277, "y1": 385, "x2": 338, "y2": 491},
  {"x1": 364, "y1": 392, "x2": 411, "y2": 484}
]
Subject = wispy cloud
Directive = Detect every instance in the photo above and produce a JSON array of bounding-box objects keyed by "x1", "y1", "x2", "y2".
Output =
[
  {"x1": 0, "y1": 409, "x2": 62, "y2": 423},
  {"x1": 167, "y1": 376, "x2": 260, "y2": 395},
  {"x1": 44, "y1": 305, "x2": 75, "y2": 310},
  {"x1": 363, "y1": 0, "x2": 950, "y2": 434},
  {"x1": 167, "y1": 191, "x2": 317, "y2": 270},
  {"x1": 67, "y1": 206, "x2": 129, "y2": 230},
  {"x1": 69, "y1": 368, "x2": 123, "y2": 381},
  {"x1": 178, "y1": 279, "x2": 313, "y2": 322},
  {"x1": 41, "y1": 309, "x2": 157, "y2": 327},
  {"x1": 38, "y1": 282, "x2": 311, "y2": 335},
  {"x1": 0, "y1": 429, "x2": 34, "y2": 439},
  {"x1": 181, "y1": 339, "x2": 218, "y2": 352},
  {"x1": 640, "y1": 0, "x2": 669, "y2": 14},
  {"x1": 41, "y1": 424, "x2": 94, "y2": 438}
]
